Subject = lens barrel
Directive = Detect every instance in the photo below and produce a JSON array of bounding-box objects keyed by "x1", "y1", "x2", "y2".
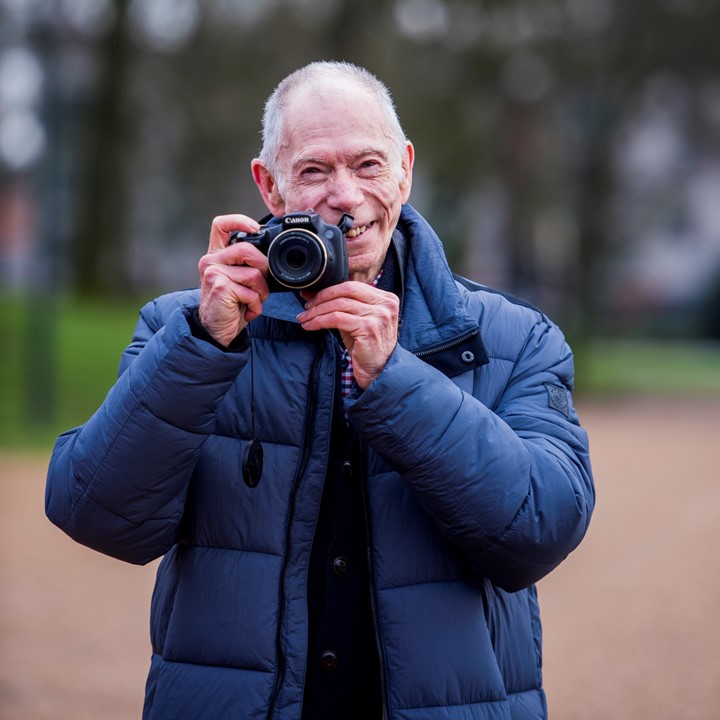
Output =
[{"x1": 267, "y1": 229, "x2": 327, "y2": 289}]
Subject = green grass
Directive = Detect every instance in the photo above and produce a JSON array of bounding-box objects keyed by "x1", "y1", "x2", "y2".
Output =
[
  {"x1": 2, "y1": 294, "x2": 719, "y2": 450},
  {"x1": 577, "y1": 338, "x2": 720, "y2": 397},
  {"x1": 1, "y1": 294, "x2": 143, "y2": 450}
]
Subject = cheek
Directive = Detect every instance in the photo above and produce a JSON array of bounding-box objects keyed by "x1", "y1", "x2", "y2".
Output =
[
  {"x1": 284, "y1": 174, "x2": 330, "y2": 201},
  {"x1": 284, "y1": 188, "x2": 324, "y2": 212},
  {"x1": 376, "y1": 184, "x2": 405, "y2": 218},
  {"x1": 363, "y1": 176, "x2": 401, "y2": 205}
]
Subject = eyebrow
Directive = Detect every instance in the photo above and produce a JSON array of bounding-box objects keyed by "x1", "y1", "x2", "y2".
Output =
[{"x1": 292, "y1": 156, "x2": 328, "y2": 173}]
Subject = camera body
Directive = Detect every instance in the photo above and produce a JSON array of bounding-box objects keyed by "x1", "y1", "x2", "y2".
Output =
[{"x1": 229, "y1": 211, "x2": 353, "y2": 292}]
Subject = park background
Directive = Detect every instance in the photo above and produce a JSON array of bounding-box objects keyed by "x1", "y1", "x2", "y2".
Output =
[{"x1": 1, "y1": 0, "x2": 719, "y2": 718}]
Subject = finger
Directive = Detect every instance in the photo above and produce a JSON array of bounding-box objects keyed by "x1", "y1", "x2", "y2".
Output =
[
  {"x1": 302, "y1": 285, "x2": 399, "y2": 322},
  {"x1": 302, "y1": 281, "x2": 379, "y2": 308},
  {"x1": 208, "y1": 214, "x2": 262, "y2": 252},
  {"x1": 201, "y1": 261, "x2": 270, "y2": 304},
  {"x1": 202, "y1": 241, "x2": 269, "y2": 272},
  {"x1": 202, "y1": 264, "x2": 267, "y2": 319},
  {"x1": 298, "y1": 306, "x2": 396, "y2": 338},
  {"x1": 298, "y1": 293, "x2": 398, "y2": 325}
]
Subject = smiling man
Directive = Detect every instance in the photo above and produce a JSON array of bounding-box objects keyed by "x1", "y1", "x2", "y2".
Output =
[{"x1": 46, "y1": 62, "x2": 595, "y2": 720}]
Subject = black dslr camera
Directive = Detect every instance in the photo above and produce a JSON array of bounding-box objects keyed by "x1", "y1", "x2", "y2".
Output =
[{"x1": 229, "y1": 211, "x2": 353, "y2": 292}]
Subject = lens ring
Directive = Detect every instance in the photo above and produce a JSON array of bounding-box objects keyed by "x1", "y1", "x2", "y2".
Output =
[{"x1": 267, "y1": 229, "x2": 328, "y2": 289}]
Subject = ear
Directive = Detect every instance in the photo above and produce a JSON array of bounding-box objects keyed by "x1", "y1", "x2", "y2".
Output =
[
  {"x1": 251, "y1": 159, "x2": 286, "y2": 216},
  {"x1": 399, "y1": 141, "x2": 415, "y2": 203}
]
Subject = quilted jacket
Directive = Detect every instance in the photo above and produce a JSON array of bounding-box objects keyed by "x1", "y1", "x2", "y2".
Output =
[{"x1": 45, "y1": 204, "x2": 595, "y2": 720}]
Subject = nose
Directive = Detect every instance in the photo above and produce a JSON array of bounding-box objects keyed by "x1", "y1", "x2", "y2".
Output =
[{"x1": 327, "y1": 168, "x2": 364, "y2": 212}]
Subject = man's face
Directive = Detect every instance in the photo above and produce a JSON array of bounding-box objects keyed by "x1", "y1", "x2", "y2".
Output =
[{"x1": 253, "y1": 84, "x2": 414, "y2": 284}]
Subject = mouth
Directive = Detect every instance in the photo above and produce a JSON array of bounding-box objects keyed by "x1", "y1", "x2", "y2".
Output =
[{"x1": 345, "y1": 222, "x2": 373, "y2": 239}]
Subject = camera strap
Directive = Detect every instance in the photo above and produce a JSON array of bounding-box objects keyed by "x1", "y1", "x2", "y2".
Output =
[{"x1": 242, "y1": 332, "x2": 264, "y2": 488}]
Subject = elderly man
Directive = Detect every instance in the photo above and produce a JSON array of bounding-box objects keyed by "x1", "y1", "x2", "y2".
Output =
[{"x1": 46, "y1": 61, "x2": 594, "y2": 720}]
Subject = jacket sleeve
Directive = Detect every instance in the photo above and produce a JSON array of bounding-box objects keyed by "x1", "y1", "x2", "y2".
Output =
[
  {"x1": 347, "y1": 317, "x2": 594, "y2": 592},
  {"x1": 44, "y1": 299, "x2": 248, "y2": 565}
]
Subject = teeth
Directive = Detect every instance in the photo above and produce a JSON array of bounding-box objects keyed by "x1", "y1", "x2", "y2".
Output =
[{"x1": 346, "y1": 224, "x2": 368, "y2": 238}]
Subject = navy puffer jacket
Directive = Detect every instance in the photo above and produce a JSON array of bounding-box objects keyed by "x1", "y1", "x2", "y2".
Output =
[{"x1": 46, "y1": 205, "x2": 594, "y2": 720}]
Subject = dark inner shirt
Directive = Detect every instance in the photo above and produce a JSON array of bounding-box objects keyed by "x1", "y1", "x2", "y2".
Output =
[{"x1": 301, "y1": 246, "x2": 401, "y2": 720}]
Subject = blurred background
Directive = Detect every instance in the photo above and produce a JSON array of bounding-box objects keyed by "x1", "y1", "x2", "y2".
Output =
[
  {"x1": 0, "y1": 1, "x2": 719, "y2": 719},
  {"x1": 2, "y1": 0, "x2": 720, "y2": 441}
]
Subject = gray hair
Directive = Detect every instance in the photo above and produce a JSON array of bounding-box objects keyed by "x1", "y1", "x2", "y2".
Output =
[{"x1": 258, "y1": 61, "x2": 408, "y2": 192}]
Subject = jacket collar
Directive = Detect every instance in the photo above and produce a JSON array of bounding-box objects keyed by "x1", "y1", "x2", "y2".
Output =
[
  {"x1": 260, "y1": 204, "x2": 488, "y2": 377},
  {"x1": 395, "y1": 205, "x2": 488, "y2": 376}
]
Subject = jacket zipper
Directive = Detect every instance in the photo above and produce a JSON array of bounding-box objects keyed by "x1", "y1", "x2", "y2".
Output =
[
  {"x1": 413, "y1": 328, "x2": 479, "y2": 359},
  {"x1": 359, "y1": 444, "x2": 391, "y2": 720},
  {"x1": 266, "y1": 345, "x2": 324, "y2": 720}
]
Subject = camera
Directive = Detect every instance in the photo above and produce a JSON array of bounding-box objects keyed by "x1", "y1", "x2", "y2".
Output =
[{"x1": 229, "y1": 211, "x2": 353, "y2": 292}]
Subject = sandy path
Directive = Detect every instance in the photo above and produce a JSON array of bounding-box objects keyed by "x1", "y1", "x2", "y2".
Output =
[{"x1": 1, "y1": 398, "x2": 719, "y2": 719}]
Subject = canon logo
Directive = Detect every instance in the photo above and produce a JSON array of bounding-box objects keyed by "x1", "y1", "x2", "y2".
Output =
[{"x1": 285, "y1": 216, "x2": 310, "y2": 224}]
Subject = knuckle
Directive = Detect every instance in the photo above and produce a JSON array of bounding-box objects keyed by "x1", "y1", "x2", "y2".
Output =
[{"x1": 201, "y1": 263, "x2": 221, "y2": 282}]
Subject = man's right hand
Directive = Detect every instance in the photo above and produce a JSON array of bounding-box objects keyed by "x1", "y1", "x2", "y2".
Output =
[{"x1": 198, "y1": 214, "x2": 270, "y2": 347}]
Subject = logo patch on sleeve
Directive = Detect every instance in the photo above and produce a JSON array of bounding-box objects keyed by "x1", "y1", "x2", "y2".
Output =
[{"x1": 545, "y1": 383, "x2": 570, "y2": 416}]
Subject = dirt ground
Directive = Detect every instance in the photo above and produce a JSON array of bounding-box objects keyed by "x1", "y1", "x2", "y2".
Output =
[{"x1": 1, "y1": 397, "x2": 719, "y2": 719}]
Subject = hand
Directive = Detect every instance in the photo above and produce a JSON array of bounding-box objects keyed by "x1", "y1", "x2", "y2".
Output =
[
  {"x1": 198, "y1": 214, "x2": 270, "y2": 347},
  {"x1": 297, "y1": 282, "x2": 399, "y2": 389}
]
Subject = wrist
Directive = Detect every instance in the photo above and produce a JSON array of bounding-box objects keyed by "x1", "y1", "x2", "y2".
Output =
[{"x1": 189, "y1": 309, "x2": 248, "y2": 351}]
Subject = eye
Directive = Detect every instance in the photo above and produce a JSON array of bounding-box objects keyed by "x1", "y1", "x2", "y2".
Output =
[
  {"x1": 357, "y1": 158, "x2": 382, "y2": 175},
  {"x1": 299, "y1": 166, "x2": 326, "y2": 182}
]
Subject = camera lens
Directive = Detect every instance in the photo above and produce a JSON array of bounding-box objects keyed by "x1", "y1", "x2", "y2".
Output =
[
  {"x1": 285, "y1": 248, "x2": 308, "y2": 270},
  {"x1": 267, "y1": 229, "x2": 327, "y2": 289}
]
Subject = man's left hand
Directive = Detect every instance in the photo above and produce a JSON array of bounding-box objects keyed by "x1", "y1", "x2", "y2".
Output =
[{"x1": 297, "y1": 283, "x2": 400, "y2": 389}]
